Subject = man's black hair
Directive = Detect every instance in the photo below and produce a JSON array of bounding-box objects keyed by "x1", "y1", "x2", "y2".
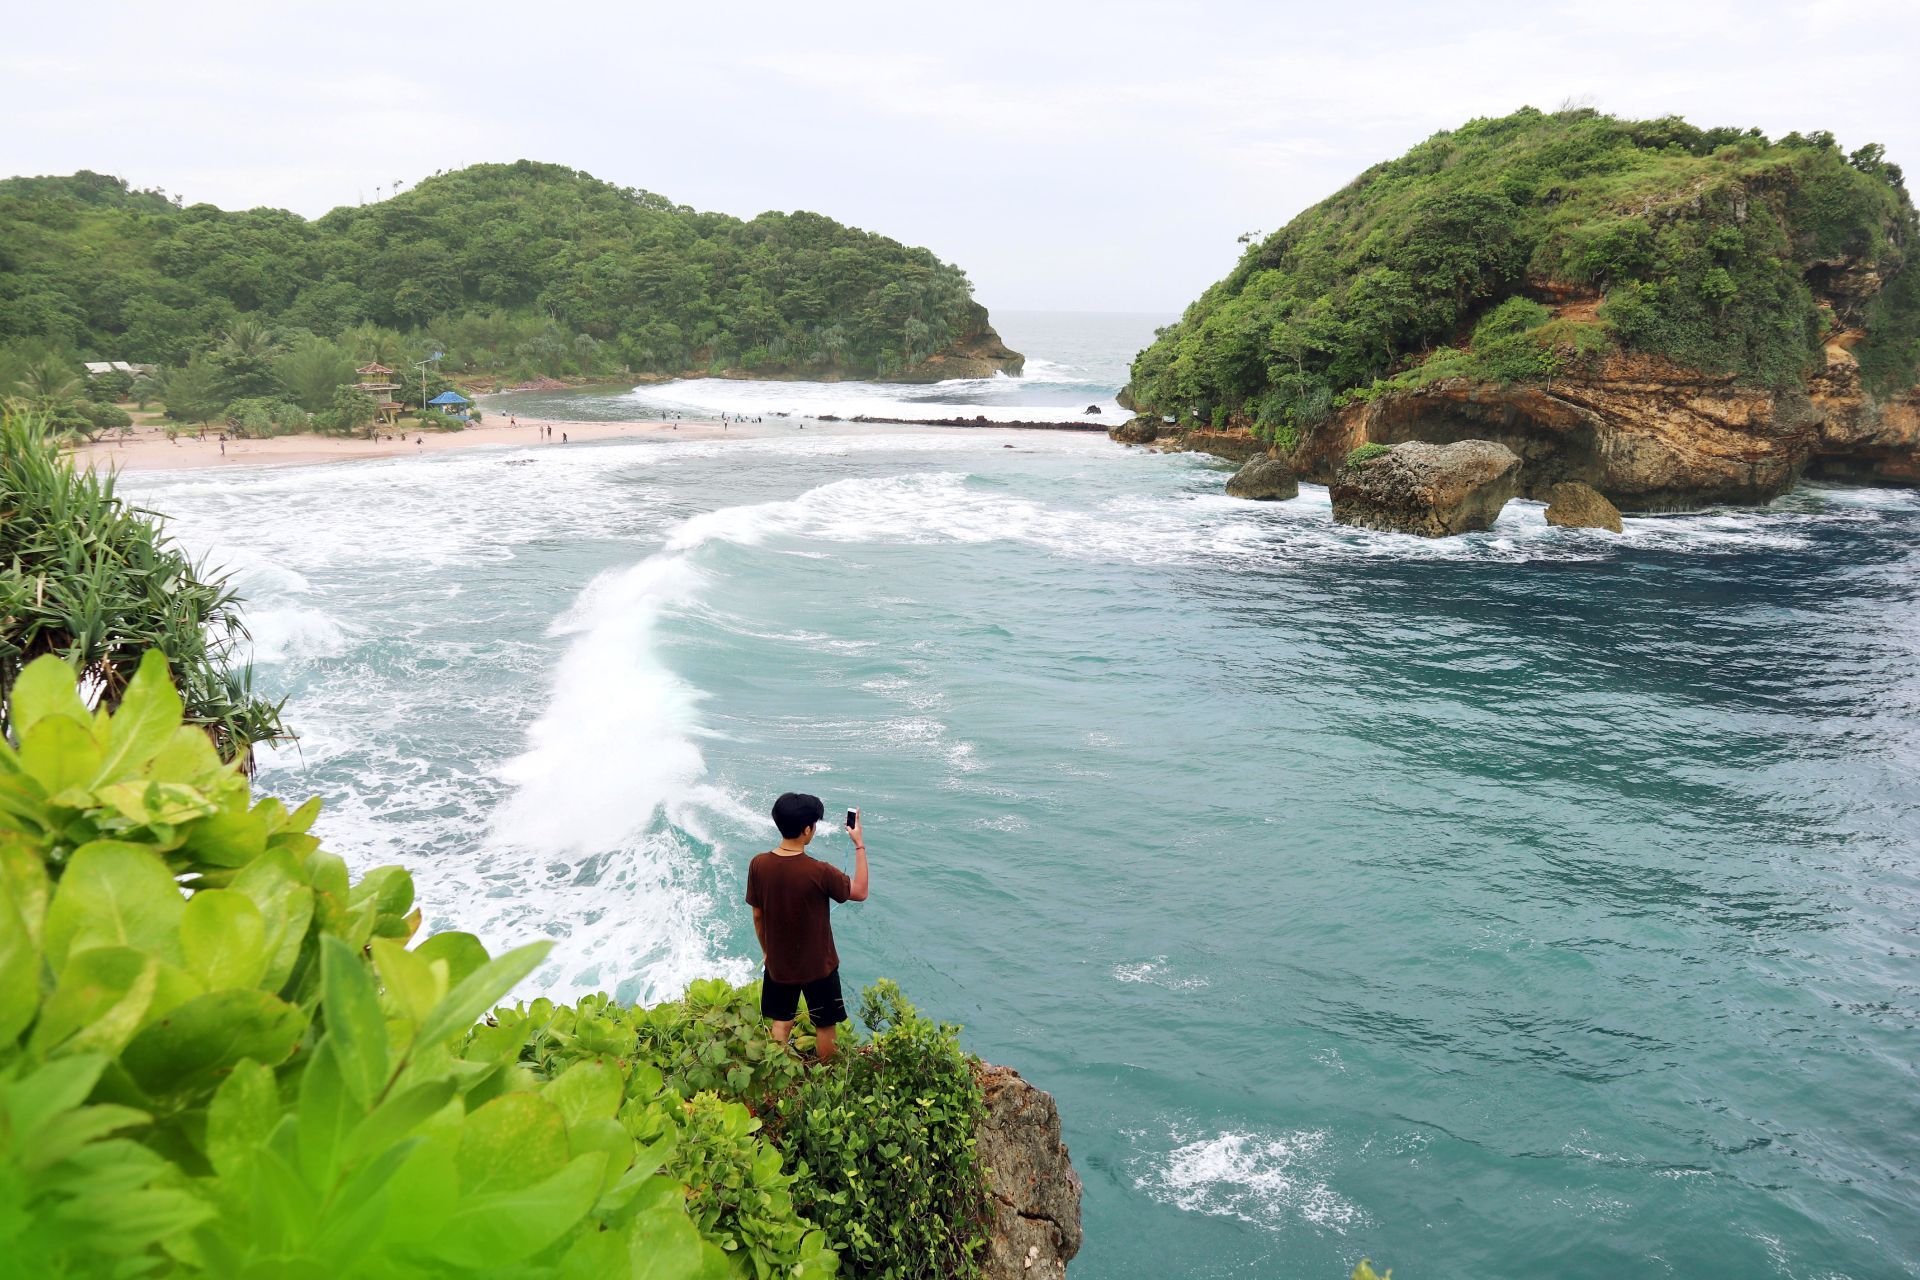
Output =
[{"x1": 772, "y1": 792, "x2": 826, "y2": 840}]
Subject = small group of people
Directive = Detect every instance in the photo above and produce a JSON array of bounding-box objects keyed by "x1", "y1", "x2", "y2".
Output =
[{"x1": 746, "y1": 793, "x2": 869, "y2": 1061}]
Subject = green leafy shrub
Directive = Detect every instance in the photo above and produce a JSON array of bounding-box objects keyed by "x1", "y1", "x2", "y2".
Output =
[
  {"x1": 0, "y1": 649, "x2": 743, "y2": 1278},
  {"x1": 1345, "y1": 442, "x2": 1392, "y2": 469},
  {"x1": 770, "y1": 981, "x2": 990, "y2": 1280}
]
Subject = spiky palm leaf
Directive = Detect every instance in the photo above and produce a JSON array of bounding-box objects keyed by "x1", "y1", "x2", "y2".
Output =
[{"x1": 0, "y1": 411, "x2": 288, "y2": 765}]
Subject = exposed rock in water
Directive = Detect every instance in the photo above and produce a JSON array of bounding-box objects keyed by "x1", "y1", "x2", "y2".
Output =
[
  {"x1": 1110, "y1": 415, "x2": 1161, "y2": 444},
  {"x1": 894, "y1": 302, "x2": 1025, "y2": 383},
  {"x1": 1543, "y1": 480, "x2": 1623, "y2": 532},
  {"x1": 1224, "y1": 455, "x2": 1299, "y2": 500},
  {"x1": 1085, "y1": 404, "x2": 1102, "y2": 415},
  {"x1": 1331, "y1": 440, "x2": 1521, "y2": 536},
  {"x1": 1288, "y1": 344, "x2": 1920, "y2": 511},
  {"x1": 976, "y1": 1064, "x2": 1082, "y2": 1280}
]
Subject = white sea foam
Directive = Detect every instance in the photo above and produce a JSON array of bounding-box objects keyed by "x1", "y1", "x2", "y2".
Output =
[
  {"x1": 1133, "y1": 1127, "x2": 1367, "y2": 1233},
  {"x1": 1112, "y1": 956, "x2": 1211, "y2": 990}
]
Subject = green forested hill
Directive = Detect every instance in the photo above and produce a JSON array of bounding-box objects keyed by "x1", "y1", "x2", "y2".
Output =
[
  {"x1": 0, "y1": 160, "x2": 987, "y2": 380},
  {"x1": 1126, "y1": 108, "x2": 1920, "y2": 439}
]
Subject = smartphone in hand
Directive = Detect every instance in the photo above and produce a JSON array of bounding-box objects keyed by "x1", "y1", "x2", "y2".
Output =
[{"x1": 846, "y1": 808, "x2": 858, "y2": 830}]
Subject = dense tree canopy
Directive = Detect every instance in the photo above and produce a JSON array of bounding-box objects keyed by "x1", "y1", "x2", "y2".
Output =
[
  {"x1": 1127, "y1": 108, "x2": 1920, "y2": 440},
  {"x1": 0, "y1": 160, "x2": 987, "y2": 381}
]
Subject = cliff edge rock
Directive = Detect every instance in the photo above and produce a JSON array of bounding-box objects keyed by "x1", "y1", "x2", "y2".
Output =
[{"x1": 975, "y1": 1064, "x2": 1082, "y2": 1279}]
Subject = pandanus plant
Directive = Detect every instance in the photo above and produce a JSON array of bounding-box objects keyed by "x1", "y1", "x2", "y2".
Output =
[{"x1": 0, "y1": 411, "x2": 287, "y2": 765}]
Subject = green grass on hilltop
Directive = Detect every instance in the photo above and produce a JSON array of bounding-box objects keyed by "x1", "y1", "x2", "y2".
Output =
[{"x1": 1128, "y1": 108, "x2": 1920, "y2": 436}]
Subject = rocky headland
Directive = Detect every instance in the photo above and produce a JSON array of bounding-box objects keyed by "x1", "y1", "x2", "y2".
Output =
[
  {"x1": 975, "y1": 1065, "x2": 1083, "y2": 1279},
  {"x1": 1113, "y1": 109, "x2": 1920, "y2": 524}
]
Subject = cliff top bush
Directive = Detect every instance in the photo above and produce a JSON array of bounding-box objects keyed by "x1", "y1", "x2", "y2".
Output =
[{"x1": 1128, "y1": 107, "x2": 1920, "y2": 428}]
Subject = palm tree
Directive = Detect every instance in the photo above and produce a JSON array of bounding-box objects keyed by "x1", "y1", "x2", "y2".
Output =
[
  {"x1": 219, "y1": 317, "x2": 280, "y2": 360},
  {"x1": 13, "y1": 354, "x2": 81, "y2": 409}
]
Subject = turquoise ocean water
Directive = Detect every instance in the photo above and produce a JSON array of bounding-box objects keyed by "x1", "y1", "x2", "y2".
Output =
[{"x1": 126, "y1": 312, "x2": 1920, "y2": 1279}]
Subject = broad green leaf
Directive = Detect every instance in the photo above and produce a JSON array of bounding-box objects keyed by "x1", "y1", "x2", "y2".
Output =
[
  {"x1": 144, "y1": 724, "x2": 225, "y2": 785},
  {"x1": 429, "y1": 1151, "x2": 607, "y2": 1268},
  {"x1": 413, "y1": 930, "x2": 489, "y2": 987},
  {"x1": 0, "y1": 844, "x2": 49, "y2": 1044},
  {"x1": 280, "y1": 795, "x2": 323, "y2": 835},
  {"x1": 120, "y1": 988, "x2": 305, "y2": 1095},
  {"x1": 44, "y1": 840, "x2": 186, "y2": 968},
  {"x1": 143, "y1": 960, "x2": 208, "y2": 1028},
  {"x1": 320, "y1": 936, "x2": 388, "y2": 1105},
  {"x1": 207, "y1": 1059, "x2": 280, "y2": 1177},
  {"x1": 543, "y1": 1059, "x2": 622, "y2": 1128},
  {"x1": 183, "y1": 802, "x2": 270, "y2": 869},
  {"x1": 415, "y1": 940, "x2": 550, "y2": 1049},
  {"x1": 296, "y1": 1039, "x2": 357, "y2": 1188},
  {"x1": 342, "y1": 1078, "x2": 457, "y2": 1167},
  {"x1": 7, "y1": 654, "x2": 87, "y2": 737},
  {"x1": 230, "y1": 850, "x2": 315, "y2": 992},
  {"x1": 20, "y1": 712, "x2": 104, "y2": 797},
  {"x1": 370, "y1": 937, "x2": 443, "y2": 1026},
  {"x1": 458, "y1": 1092, "x2": 570, "y2": 1195},
  {"x1": 92, "y1": 650, "x2": 184, "y2": 784},
  {"x1": 30, "y1": 945, "x2": 158, "y2": 1057},
  {"x1": 95, "y1": 780, "x2": 219, "y2": 830},
  {"x1": 351, "y1": 865, "x2": 414, "y2": 918},
  {"x1": 181, "y1": 889, "x2": 269, "y2": 989},
  {"x1": 628, "y1": 1202, "x2": 712, "y2": 1280}
]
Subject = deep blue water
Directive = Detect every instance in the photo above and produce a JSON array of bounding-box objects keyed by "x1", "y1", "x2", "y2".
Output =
[{"x1": 128, "y1": 312, "x2": 1920, "y2": 1279}]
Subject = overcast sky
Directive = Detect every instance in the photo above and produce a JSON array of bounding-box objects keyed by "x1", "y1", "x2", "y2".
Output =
[{"x1": 6, "y1": 1, "x2": 1916, "y2": 312}]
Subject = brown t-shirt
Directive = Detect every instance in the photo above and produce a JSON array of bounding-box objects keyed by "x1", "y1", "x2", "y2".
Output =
[{"x1": 745, "y1": 850, "x2": 852, "y2": 984}]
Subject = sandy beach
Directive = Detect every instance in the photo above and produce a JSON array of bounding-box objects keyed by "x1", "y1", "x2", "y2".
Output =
[{"x1": 66, "y1": 413, "x2": 736, "y2": 472}]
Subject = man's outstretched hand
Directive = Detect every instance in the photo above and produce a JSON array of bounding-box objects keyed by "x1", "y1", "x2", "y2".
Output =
[{"x1": 847, "y1": 811, "x2": 869, "y2": 902}]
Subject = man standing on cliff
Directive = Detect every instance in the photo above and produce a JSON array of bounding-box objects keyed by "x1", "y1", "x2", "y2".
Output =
[{"x1": 746, "y1": 792, "x2": 869, "y2": 1062}]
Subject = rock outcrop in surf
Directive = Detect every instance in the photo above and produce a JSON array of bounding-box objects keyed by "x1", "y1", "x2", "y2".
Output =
[{"x1": 1330, "y1": 440, "x2": 1521, "y2": 536}]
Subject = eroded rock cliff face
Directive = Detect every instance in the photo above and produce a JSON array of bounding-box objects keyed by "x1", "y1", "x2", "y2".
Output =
[
  {"x1": 1123, "y1": 338, "x2": 1920, "y2": 512},
  {"x1": 895, "y1": 303, "x2": 1026, "y2": 383},
  {"x1": 975, "y1": 1064, "x2": 1082, "y2": 1280},
  {"x1": 1278, "y1": 341, "x2": 1917, "y2": 510}
]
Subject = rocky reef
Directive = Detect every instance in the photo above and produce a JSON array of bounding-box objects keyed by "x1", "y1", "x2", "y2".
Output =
[
  {"x1": 975, "y1": 1065, "x2": 1082, "y2": 1279},
  {"x1": 1330, "y1": 440, "x2": 1522, "y2": 535},
  {"x1": 1544, "y1": 480, "x2": 1624, "y2": 532},
  {"x1": 1225, "y1": 455, "x2": 1300, "y2": 500}
]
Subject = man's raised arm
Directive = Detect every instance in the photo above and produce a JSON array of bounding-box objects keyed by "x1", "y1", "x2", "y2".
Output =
[{"x1": 848, "y1": 814, "x2": 869, "y2": 902}]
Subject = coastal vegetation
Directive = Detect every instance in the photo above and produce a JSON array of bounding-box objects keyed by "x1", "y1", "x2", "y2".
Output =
[
  {"x1": 0, "y1": 161, "x2": 994, "y2": 409},
  {"x1": 0, "y1": 412, "x2": 285, "y2": 760},
  {"x1": 1125, "y1": 108, "x2": 1920, "y2": 439}
]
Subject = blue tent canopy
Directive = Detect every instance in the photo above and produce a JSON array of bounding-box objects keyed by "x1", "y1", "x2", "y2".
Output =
[{"x1": 427, "y1": 391, "x2": 469, "y2": 406}]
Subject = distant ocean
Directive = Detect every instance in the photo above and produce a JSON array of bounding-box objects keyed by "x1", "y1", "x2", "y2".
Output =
[{"x1": 127, "y1": 311, "x2": 1920, "y2": 1279}]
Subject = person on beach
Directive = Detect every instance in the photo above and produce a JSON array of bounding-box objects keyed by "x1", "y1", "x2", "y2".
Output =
[{"x1": 746, "y1": 793, "x2": 868, "y2": 1062}]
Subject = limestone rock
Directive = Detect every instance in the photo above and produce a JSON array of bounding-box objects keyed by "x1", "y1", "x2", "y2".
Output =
[
  {"x1": 1224, "y1": 455, "x2": 1299, "y2": 500},
  {"x1": 1330, "y1": 439, "x2": 1521, "y2": 536},
  {"x1": 1084, "y1": 404, "x2": 1102, "y2": 415},
  {"x1": 1110, "y1": 415, "x2": 1161, "y2": 444},
  {"x1": 975, "y1": 1064, "x2": 1081, "y2": 1280},
  {"x1": 1285, "y1": 345, "x2": 1920, "y2": 511},
  {"x1": 1543, "y1": 480, "x2": 1623, "y2": 532}
]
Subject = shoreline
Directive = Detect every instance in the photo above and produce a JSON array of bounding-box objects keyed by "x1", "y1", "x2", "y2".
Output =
[{"x1": 65, "y1": 409, "x2": 1113, "y2": 474}]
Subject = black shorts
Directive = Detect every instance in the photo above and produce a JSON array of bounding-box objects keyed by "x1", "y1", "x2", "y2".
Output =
[{"x1": 760, "y1": 967, "x2": 847, "y2": 1027}]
